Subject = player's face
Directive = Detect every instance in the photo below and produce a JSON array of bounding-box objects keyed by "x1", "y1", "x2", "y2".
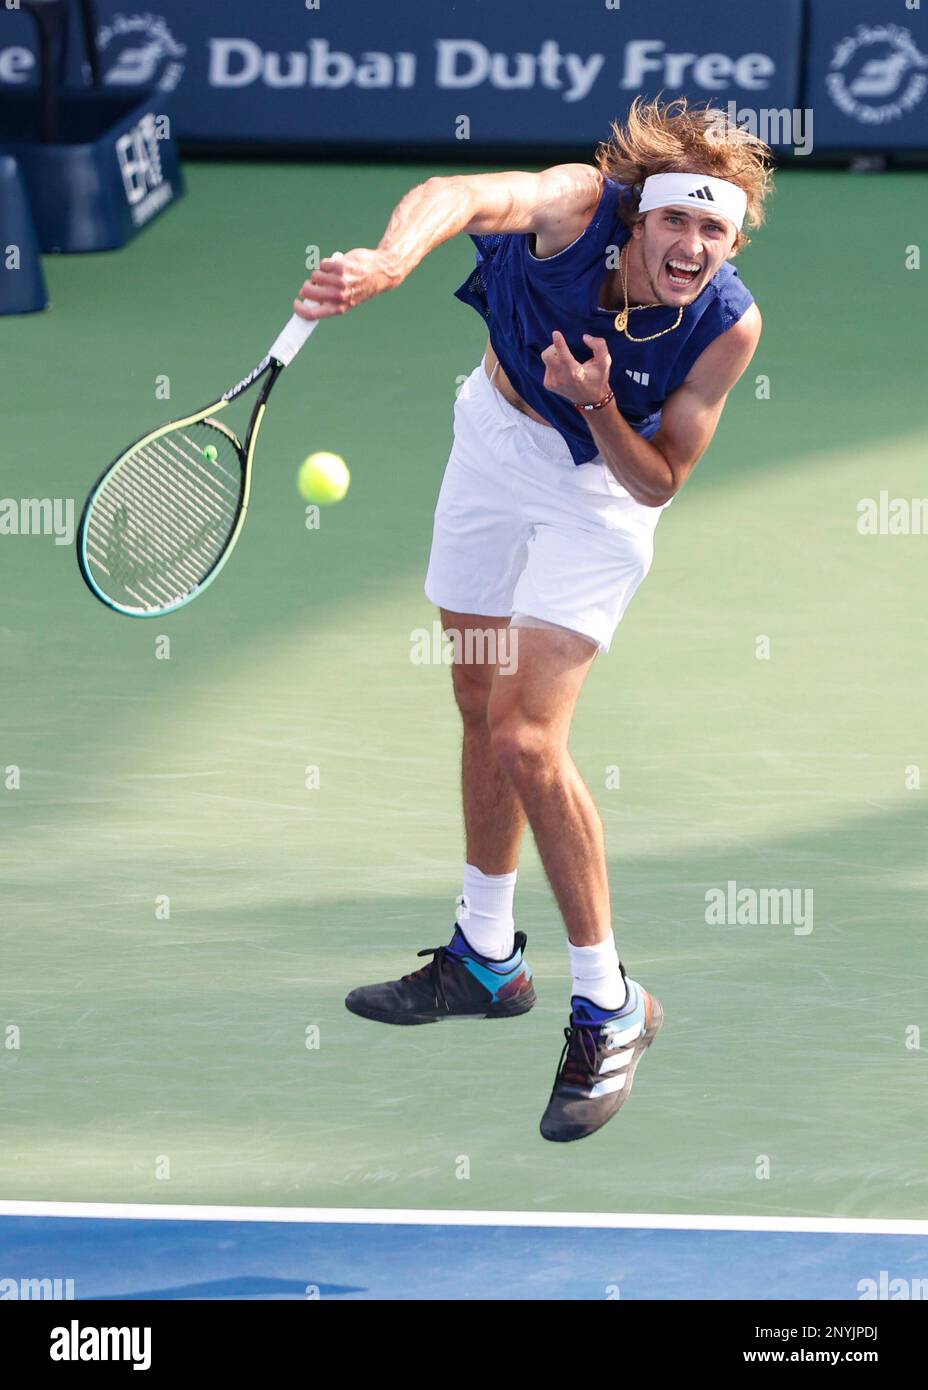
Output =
[{"x1": 633, "y1": 208, "x2": 737, "y2": 306}]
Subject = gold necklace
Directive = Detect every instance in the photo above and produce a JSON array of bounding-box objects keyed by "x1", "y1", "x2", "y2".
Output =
[{"x1": 614, "y1": 245, "x2": 684, "y2": 342}]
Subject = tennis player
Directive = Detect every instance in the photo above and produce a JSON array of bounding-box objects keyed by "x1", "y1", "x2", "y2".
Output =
[{"x1": 294, "y1": 98, "x2": 773, "y2": 1143}]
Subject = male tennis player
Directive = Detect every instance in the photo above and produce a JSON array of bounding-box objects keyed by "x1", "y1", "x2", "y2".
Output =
[{"x1": 294, "y1": 99, "x2": 772, "y2": 1142}]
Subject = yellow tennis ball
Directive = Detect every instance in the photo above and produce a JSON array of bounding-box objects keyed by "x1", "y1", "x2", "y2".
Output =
[{"x1": 297, "y1": 451, "x2": 350, "y2": 505}]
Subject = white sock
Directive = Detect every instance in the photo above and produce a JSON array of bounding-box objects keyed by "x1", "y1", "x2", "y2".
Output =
[
  {"x1": 455, "y1": 862, "x2": 517, "y2": 960},
  {"x1": 568, "y1": 934, "x2": 627, "y2": 1011}
]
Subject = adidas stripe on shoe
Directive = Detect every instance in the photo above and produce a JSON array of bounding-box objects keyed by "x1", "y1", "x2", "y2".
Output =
[{"x1": 540, "y1": 979, "x2": 663, "y2": 1142}]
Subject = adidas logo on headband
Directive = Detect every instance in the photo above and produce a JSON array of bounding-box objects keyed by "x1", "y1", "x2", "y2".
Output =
[{"x1": 637, "y1": 172, "x2": 747, "y2": 230}]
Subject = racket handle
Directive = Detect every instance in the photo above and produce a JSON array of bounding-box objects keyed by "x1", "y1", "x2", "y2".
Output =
[
  {"x1": 270, "y1": 251, "x2": 345, "y2": 365},
  {"x1": 269, "y1": 310, "x2": 320, "y2": 367}
]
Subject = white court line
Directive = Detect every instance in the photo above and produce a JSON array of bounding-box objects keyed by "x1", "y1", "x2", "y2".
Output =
[{"x1": 0, "y1": 1201, "x2": 926, "y2": 1236}]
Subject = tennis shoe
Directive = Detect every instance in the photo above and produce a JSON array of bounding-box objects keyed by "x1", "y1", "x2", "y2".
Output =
[
  {"x1": 540, "y1": 976, "x2": 663, "y2": 1142},
  {"x1": 345, "y1": 926, "x2": 535, "y2": 1025}
]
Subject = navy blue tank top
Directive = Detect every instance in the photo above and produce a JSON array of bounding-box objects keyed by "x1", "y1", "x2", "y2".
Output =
[{"x1": 454, "y1": 175, "x2": 754, "y2": 466}]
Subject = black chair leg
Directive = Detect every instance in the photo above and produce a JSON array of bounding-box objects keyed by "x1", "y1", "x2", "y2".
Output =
[
  {"x1": 20, "y1": 0, "x2": 69, "y2": 142},
  {"x1": 77, "y1": 0, "x2": 101, "y2": 86}
]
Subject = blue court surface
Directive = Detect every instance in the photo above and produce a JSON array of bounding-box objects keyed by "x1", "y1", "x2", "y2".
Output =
[{"x1": 1, "y1": 1204, "x2": 926, "y2": 1300}]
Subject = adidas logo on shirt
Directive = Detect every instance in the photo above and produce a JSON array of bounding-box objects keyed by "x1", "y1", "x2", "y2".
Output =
[
  {"x1": 688, "y1": 185, "x2": 716, "y2": 201},
  {"x1": 625, "y1": 369, "x2": 650, "y2": 386}
]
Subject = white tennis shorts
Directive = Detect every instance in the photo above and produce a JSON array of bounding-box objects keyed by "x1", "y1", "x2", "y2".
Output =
[{"x1": 424, "y1": 359, "x2": 668, "y2": 653}]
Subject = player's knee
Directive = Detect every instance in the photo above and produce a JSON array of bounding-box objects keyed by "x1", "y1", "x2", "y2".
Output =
[
  {"x1": 489, "y1": 715, "x2": 552, "y2": 779},
  {"x1": 450, "y1": 662, "x2": 492, "y2": 725}
]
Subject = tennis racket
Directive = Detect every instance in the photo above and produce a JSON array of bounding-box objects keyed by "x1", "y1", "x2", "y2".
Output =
[{"x1": 76, "y1": 302, "x2": 322, "y2": 618}]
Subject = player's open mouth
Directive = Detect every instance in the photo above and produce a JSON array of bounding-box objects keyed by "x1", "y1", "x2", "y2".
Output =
[{"x1": 665, "y1": 258, "x2": 701, "y2": 289}]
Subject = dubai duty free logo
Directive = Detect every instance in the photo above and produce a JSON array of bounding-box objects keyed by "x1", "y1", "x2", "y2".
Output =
[
  {"x1": 826, "y1": 24, "x2": 928, "y2": 125},
  {"x1": 97, "y1": 12, "x2": 186, "y2": 92}
]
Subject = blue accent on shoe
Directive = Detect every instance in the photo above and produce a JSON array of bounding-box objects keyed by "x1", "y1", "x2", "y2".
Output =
[
  {"x1": 446, "y1": 926, "x2": 531, "y2": 1004},
  {"x1": 446, "y1": 925, "x2": 477, "y2": 958},
  {"x1": 571, "y1": 982, "x2": 640, "y2": 1028},
  {"x1": 448, "y1": 925, "x2": 519, "y2": 968}
]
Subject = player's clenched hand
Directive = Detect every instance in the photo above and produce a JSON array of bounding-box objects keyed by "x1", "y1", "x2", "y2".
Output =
[
  {"x1": 294, "y1": 248, "x2": 401, "y2": 321},
  {"x1": 541, "y1": 331, "x2": 612, "y2": 406}
]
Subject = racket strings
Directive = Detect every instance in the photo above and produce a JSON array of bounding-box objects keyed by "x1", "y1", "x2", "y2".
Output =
[
  {"x1": 88, "y1": 456, "x2": 228, "y2": 601},
  {"x1": 83, "y1": 421, "x2": 244, "y2": 611}
]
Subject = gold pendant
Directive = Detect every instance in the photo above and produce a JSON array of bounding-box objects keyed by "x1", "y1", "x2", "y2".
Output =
[{"x1": 613, "y1": 310, "x2": 629, "y2": 333}]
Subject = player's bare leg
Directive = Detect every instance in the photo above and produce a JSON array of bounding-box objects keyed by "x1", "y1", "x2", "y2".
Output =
[
  {"x1": 486, "y1": 621, "x2": 663, "y2": 1142},
  {"x1": 485, "y1": 623, "x2": 606, "y2": 944},
  {"x1": 343, "y1": 610, "x2": 537, "y2": 1026},
  {"x1": 440, "y1": 608, "x2": 527, "y2": 876}
]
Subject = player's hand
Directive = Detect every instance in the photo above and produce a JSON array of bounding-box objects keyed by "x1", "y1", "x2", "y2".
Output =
[
  {"x1": 294, "y1": 248, "x2": 402, "y2": 320},
  {"x1": 541, "y1": 331, "x2": 612, "y2": 406}
]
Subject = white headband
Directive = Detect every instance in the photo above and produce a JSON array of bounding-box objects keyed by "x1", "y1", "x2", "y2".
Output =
[{"x1": 637, "y1": 173, "x2": 747, "y2": 232}]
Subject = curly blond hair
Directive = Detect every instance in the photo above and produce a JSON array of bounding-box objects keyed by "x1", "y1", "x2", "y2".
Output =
[{"x1": 595, "y1": 96, "x2": 774, "y2": 250}]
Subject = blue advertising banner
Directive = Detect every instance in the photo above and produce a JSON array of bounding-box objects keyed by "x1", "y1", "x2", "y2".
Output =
[
  {"x1": 0, "y1": 0, "x2": 804, "y2": 149},
  {"x1": 805, "y1": 1, "x2": 928, "y2": 150}
]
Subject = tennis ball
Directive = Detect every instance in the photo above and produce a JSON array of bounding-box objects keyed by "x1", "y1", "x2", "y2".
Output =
[
  {"x1": 203, "y1": 444, "x2": 218, "y2": 462},
  {"x1": 297, "y1": 451, "x2": 350, "y2": 505}
]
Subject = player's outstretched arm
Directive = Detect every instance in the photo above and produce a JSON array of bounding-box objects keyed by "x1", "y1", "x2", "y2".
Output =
[{"x1": 293, "y1": 164, "x2": 603, "y2": 322}]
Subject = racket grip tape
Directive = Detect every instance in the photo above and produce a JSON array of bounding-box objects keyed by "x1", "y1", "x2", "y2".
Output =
[
  {"x1": 269, "y1": 310, "x2": 320, "y2": 367},
  {"x1": 270, "y1": 251, "x2": 344, "y2": 366}
]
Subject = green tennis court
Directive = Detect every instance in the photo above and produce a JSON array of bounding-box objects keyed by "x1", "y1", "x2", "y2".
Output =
[{"x1": 1, "y1": 162, "x2": 926, "y2": 1223}]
